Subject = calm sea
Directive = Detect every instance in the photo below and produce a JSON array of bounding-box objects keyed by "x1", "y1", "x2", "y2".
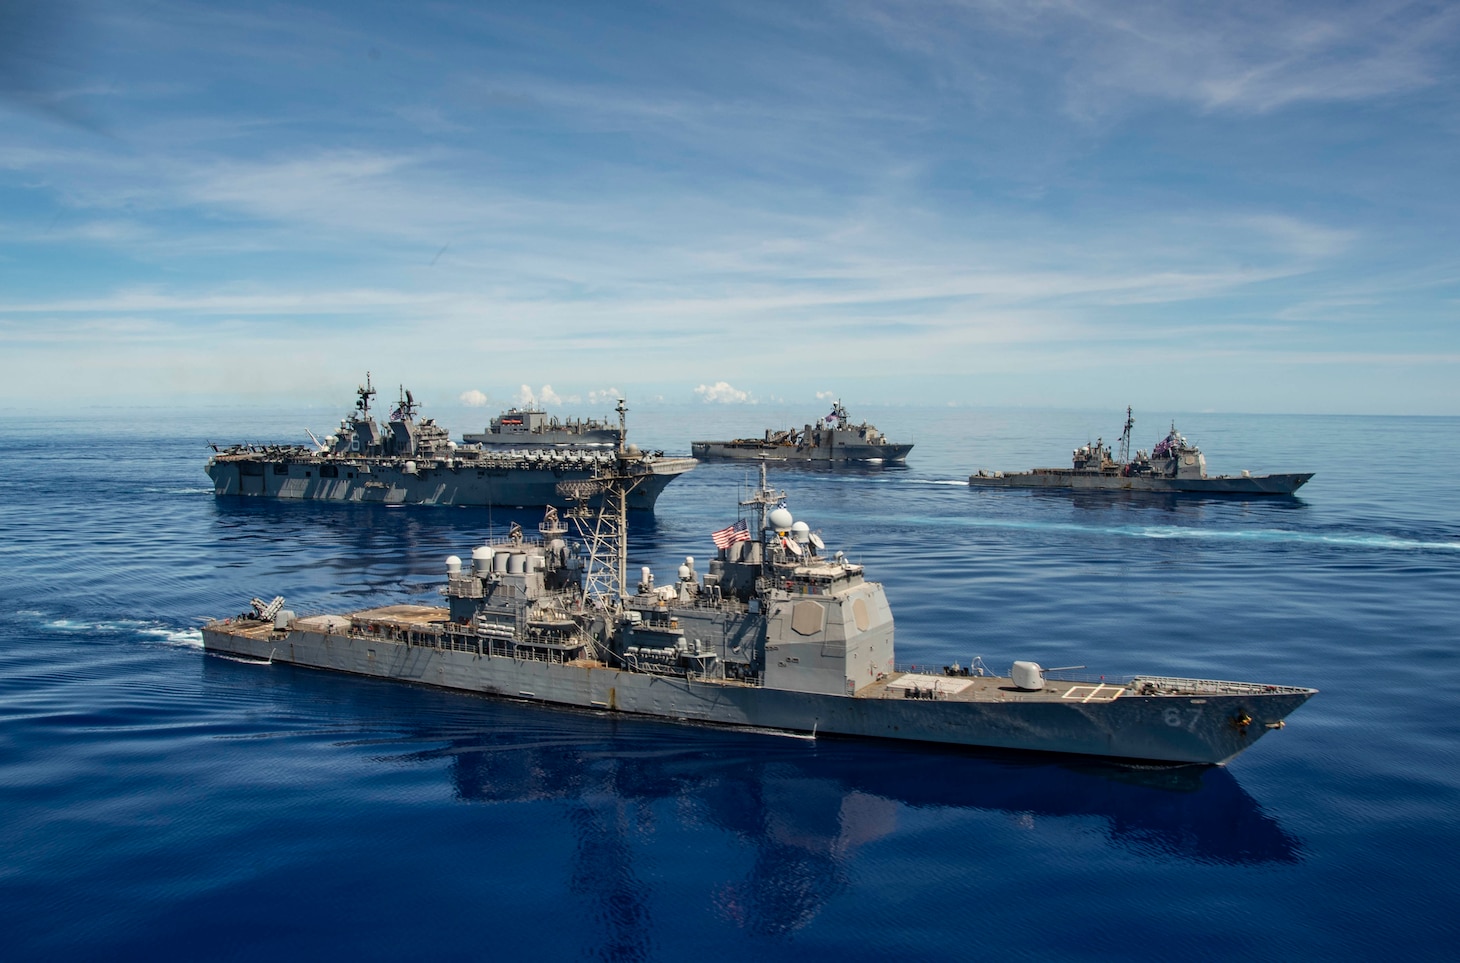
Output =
[{"x1": 2, "y1": 404, "x2": 1457, "y2": 961}]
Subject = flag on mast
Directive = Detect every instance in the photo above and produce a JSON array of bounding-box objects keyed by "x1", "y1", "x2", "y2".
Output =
[{"x1": 711, "y1": 518, "x2": 751, "y2": 549}]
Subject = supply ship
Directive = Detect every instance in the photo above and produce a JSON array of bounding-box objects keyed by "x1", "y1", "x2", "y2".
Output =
[
  {"x1": 205, "y1": 375, "x2": 695, "y2": 511},
  {"x1": 692, "y1": 401, "x2": 911, "y2": 465},
  {"x1": 203, "y1": 455, "x2": 1315, "y2": 765},
  {"x1": 463, "y1": 407, "x2": 621, "y2": 448},
  {"x1": 969, "y1": 408, "x2": 1313, "y2": 495}
]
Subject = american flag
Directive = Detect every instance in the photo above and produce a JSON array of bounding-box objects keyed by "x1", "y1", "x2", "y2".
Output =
[{"x1": 711, "y1": 518, "x2": 751, "y2": 550}]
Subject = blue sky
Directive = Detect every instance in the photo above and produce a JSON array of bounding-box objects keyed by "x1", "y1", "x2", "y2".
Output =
[{"x1": 2, "y1": 0, "x2": 1457, "y2": 414}]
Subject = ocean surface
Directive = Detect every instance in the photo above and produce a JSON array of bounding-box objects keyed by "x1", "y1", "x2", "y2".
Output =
[{"x1": 2, "y1": 403, "x2": 1458, "y2": 961}]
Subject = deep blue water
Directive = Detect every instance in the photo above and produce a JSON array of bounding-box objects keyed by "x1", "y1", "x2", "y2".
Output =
[{"x1": 3, "y1": 404, "x2": 1458, "y2": 961}]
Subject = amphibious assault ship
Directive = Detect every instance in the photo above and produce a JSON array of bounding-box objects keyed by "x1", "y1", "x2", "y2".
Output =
[
  {"x1": 463, "y1": 407, "x2": 621, "y2": 448},
  {"x1": 206, "y1": 375, "x2": 695, "y2": 511},
  {"x1": 970, "y1": 408, "x2": 1313, "y2": 495},
  {"x1": 203, "y1": 459, "x2": 1315, "y2": 765},
  {"x1": 691, "y1": 401, "x2": 912, "y2": 465}
]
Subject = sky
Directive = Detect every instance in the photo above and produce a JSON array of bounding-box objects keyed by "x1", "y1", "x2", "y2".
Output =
[{"x1": 1, "y1": 0, "x2": 1457, "y2": 415}]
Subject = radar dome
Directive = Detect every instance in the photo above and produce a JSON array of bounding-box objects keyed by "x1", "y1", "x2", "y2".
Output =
[
  {"x1": 791, "y1": 521, "x2": 811, "y2": 543},
  {"x1": 768, "y1": 507, "x2": 794, "y2": 530},
  {"x1": 625, "y1": 443, "x2": 641, "y2": 457}
]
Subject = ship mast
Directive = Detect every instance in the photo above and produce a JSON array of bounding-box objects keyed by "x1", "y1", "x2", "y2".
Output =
[
  {"x1": 559, "y1": 399, "x2": 644, "y2": 613},
  {"x1": 1118, "y1": 406, "x2": 1134, "y2": 466},
  {"x1": 741, "y1": 460, "x2": 784, "y2": 534},
  {"x1": 356, "y1": 372, "x2": 376, "y2": 416}
]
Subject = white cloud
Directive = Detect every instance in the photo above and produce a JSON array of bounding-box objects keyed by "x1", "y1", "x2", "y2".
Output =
[
  {"x1": 695, "y1": 381, "x2": 754, "y2": 404},
  {"x1": 517, "y1": 384, "x2": 564, "y2": 407},
  {"x1": 815, "y1": 390, "x2": 835, "y2": 401},
  {"x1": 459, "y1": 389, "x2": 489, "y2": 407},
  {"x1": 588, "y1": 387, "x2": 622, "y2": 406}
]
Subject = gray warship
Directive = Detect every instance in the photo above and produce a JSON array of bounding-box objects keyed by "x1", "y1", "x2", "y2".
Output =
[
  {"x1": 463, "y1": 407, "x2": 621, "y2": 448},
  {"x1": 691, "y1": 401, "x2": 912, "y2": 465},
  {"x1": 206, "y1": 375, "x2": 695, "y2": 511},
  {"x1": 203, "y1": 458, "x2": 1315, "y2": 765},
  {"x1": 970, "y1": 409, "x2": 1313, "y2": 495}
]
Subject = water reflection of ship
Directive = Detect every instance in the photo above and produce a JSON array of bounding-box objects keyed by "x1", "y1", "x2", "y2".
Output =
[
  {"x1": 1045, "y1": 488, "x2": 1311, "y2": 516},
  {"x1": 403, "y1": 711, "x2": 1301, "y2": 938}
]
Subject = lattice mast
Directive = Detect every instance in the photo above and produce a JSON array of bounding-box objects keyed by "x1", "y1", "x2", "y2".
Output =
[
  {"x1": 559, "y1": 399, "x2": 644, "y2": 612},
  {"x1": 1118, "y1": 405, "x2": 1134, "y2": 466}
]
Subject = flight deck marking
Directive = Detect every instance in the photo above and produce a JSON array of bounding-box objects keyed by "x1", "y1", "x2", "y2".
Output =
[
  {"x1": 888, "y1": 674, "x2": 974, "y2": 695},
  {"x1": 1062, "y1": 684, "x2": 1123, "y2": 703}
]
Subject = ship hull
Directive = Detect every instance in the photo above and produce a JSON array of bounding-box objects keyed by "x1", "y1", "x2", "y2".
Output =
[
  {"x1": 692, "y1": 442, "x2": 913, "y2": 464},
  {"x1": 969, "y1": 470, "x2": 1313, "y2": 495},
  {"x1": 203, "y1": 617, "x2": 1311, "y2": 766},
  {"x1": 207, "y1": 457, "x2": 696, "y2": 510}
]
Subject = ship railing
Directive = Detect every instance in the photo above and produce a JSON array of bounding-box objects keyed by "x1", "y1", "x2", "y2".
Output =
[{"x1": 1128, "y1": 676, "x2": 1312, "y2": 696}]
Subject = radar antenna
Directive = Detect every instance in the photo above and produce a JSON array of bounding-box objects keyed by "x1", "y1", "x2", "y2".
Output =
[
  {"x1": 1118, "y1": 406, "x2": 1134, "y2": 466},
  {"x1": 355, "y1": 372, "x2": 376, "y2": 415}
]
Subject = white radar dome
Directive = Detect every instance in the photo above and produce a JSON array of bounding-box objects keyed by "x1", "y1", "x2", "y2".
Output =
[
  {"x1": 768, "y1": 507, "x2": 794, "y2": 530},
  {"x1": 791, "y1": 521, "x2": 811, "y2": 543}
]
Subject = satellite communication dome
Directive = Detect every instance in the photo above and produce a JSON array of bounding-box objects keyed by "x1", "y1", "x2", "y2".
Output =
[
  {"x1": 768, "y1": 507, "x2": 794, "y2": 530},
  {"x1": 791, "y1": 521, "x2": 811, "y2": 543}
]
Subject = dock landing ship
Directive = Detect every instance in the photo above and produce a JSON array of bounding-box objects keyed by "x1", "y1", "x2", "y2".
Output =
[
  {"x1": 691, "y1": 401, "x2": 912, "y2": 465},
  {"x1": 203, "y1": 461, "x2": 1314, "y2": 765},
  {"x1": 205, "y1": 376, "x2": 695, "y2": 511},
  {"x1": 970, "y1": 408, "x2": 1313, "y2": 495}
]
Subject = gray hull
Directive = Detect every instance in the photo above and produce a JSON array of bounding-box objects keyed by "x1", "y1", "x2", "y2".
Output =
[
  {"x1": 203, "y1": 617, "x2": 1312, "y2": 766},
  {"x1": 692, "y1": 441, "x2": 913, "y2": 464},
  {"x1": 969, "y1": 470, "x2": 1314, "y2": 495},
  {"x1": 207, "y1": 457, "x2": 696, "y2": 510}
]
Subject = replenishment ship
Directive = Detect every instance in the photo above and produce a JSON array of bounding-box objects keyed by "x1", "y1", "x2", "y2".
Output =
[
  {"x1": 205, "y1": 376, "x2": 695, "y2": 510},
  {"x1": 970, "y1": 408, "x2": 1313, "y2": 495},
  {"x1": 203, "y1": 458, "x2": 1315, "y2": 765},
  {"x1": 691, "y1": 401, "x2": 911, "y2": 465},
  {"x1": 463, "y1": 407, "x2": 621, "y2": 448}
]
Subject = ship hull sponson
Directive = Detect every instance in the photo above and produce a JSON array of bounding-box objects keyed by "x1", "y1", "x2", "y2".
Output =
[
  {"x1": 968, "y1": 471, "x2": 1313, "y2": 495},
  {"x1": 207, "y1": 457, "x2": 696, "y2": 510},
  {"x1": 692, "y1": 443, "x2": 913, "y2": 464},
  {"x1": 203, "y1": 622, "x2": 1311, "y2": 766}
]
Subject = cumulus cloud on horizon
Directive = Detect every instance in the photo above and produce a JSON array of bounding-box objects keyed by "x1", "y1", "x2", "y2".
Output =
[
  {"x1": 588, "y1": 387, "x2": 622, "y2": 406},
  {"x1": 459, "y1": 389, "x2": 490, "y2": 407},
  {"x1": 517, "y1": 384, "x2": 576, "y2": 407},
  {"x1": 695, "y1": 381, "x2": 754, "y2": 404}
]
